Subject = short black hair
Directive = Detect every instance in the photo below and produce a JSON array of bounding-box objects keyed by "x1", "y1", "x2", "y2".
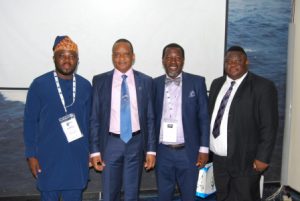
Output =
[
  {"x1": 162, "y1": 43, "x2": 185, "y2": 59},
  {"x1": 226, "y1": 46, "x2": 247, "y2": 59},
  {"x1": 113, "y1": 38, "x2": 134, "y2": 54}
]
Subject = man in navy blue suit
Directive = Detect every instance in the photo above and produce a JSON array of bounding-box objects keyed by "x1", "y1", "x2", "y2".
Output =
[
  {"x1": 154, "y1": 43, "x2": 210, "y2": 201},
  {"x1": 90, "y1": 39, "x2": 156, "y2": 201}
]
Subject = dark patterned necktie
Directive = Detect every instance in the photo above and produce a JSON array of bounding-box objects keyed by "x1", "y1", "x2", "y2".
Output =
[
  {"x1": 120, "y1": 74, "x2": 132, "y2": 143},
  {"x1": 212, "y1": 81, "x2": 235, "y2": 138}
]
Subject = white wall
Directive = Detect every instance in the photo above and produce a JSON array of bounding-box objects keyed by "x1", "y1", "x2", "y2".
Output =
[
  {"x1": 281, "y1": 0, "x2": 300, "y2": 192},
  {"x1": 0, "y1": 0, "x2": 227, "y2": 88}
]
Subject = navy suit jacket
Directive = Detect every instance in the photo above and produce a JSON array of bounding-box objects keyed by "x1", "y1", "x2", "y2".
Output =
[
  {"x1": 208, "y1": 72, "x2": 278, "y2": 174},
  {"x1": 89, "y1": 69, "x2": 156, "y2": 155},
  {"x1": 154, "y1": 72, "x2": 210, "y2": 163}
]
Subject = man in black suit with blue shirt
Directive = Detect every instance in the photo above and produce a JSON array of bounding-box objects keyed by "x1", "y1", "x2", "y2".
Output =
[{"x1": 154, "y1": 43, "x2": 210, "y2": 201}]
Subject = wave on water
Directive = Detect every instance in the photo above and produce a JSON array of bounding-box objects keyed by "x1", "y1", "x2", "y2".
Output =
[{"x1": 0, "y1": 90, "x2": 27, "y2": 103}]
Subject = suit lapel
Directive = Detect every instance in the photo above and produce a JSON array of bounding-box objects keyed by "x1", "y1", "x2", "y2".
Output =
[
  {"x1": 209, "y1": 76, "x2": 226, "y2": 115},
  {"x1": 227, "y1": 72, "x2": 250, "y2": 158},
  {"x1": 106, "y1": 70, "x2": 114, "y2": 120},
  {"x1": 214, "y1": 77, "x2": 226, "y2": 99},
  {"x1": 181, "y1": 72, "x2": 189, "y2": 114},
  {"x1": 181, "y1": 73, "x2": 190, "y2": 138},
  {"x1": 156, "y1": 75, "x2": 166, "y2": 123},
  {"x1": 133, "y1": 70, "x2": 142, "y2": 120},
  {"x1": 230, "y1": 72, "x2": 251, "y2": 105}
]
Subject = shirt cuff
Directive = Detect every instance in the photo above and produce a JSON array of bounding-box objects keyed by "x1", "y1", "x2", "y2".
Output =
[
  {"x1": 90, "y1": 152, "x2": 100, "y2": 158},
  {"x1": 147, "y1": 151, "x2": 156, "y2": 156},
  {"x1": 199, "y1": 147, "x2": 209, "y2": 153}
]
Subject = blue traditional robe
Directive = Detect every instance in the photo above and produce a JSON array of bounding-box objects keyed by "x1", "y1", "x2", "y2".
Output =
[{"x1": 23, "y1": 71, "x2": 91, "y2": 191}]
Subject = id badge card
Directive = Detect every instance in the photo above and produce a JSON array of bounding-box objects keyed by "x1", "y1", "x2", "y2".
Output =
[
  {"x1": 162, "y1": 121, "x2": 178, "y2": 143},
  {"x1": 59, "y1": 113, "x2": 83, "y2": 143}
]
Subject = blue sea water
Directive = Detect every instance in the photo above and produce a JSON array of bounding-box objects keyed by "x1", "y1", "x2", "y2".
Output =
[
  {"x1": 0, "y1": 93, "x2": 24, "y2": 119},
  {"x1": 227, "y1": 0, "x2": 291, "y2": 88}
]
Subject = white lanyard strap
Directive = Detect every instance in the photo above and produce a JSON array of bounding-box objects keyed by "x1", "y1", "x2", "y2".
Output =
[{"x1": 53, "y1": 71, "x2": 76, "y2": 113}]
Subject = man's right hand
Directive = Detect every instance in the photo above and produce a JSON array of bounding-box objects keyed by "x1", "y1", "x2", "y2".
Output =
[
  {"x1": 27, "y1": 157, "x2": 41, "y2": 178},
  {"x1": 91, "y1": 155, "x2": 105, "y2": 171}
]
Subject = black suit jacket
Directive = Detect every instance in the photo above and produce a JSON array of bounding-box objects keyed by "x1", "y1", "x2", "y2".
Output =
[{"x1": 209, "y1": 72, "x2": 278, "y2": 174}]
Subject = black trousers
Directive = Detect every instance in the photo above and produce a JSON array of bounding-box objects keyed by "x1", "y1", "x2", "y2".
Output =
[{"x1": 213, "y1": 154, "x2": 262, "y2": 201}]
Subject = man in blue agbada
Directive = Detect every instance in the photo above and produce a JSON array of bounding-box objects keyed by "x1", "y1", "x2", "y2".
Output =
[{"x1": 23, "y1": 35, "x2": 92, "y2": 201}]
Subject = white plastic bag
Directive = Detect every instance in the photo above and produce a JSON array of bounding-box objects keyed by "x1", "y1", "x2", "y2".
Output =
[{"x1": 196, "y1": 162, "x2": 216, "y2": 198}]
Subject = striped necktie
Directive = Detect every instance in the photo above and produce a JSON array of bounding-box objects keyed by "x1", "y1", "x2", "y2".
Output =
[{"x1": 212, "y1": 81, "x2": 235, "y2": 138}]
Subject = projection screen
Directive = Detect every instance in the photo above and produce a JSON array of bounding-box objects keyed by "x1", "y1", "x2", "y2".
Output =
[{"x1": 0, "y1": 0, "x2": 227, "y2": 88}]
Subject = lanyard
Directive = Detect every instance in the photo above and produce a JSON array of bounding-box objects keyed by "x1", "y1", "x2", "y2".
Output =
[{"x1": 53, "y1": 71, "x2": 76, "y2": 113}]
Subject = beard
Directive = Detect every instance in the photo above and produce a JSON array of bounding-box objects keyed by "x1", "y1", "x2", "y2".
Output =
[
  {"x1": 55, "y1": 66, "x2": 76, "y2": 76},
  {"x1": 54, "y1": 60, "x2": 77, "y2": 76},
  {"x1": 167, "y1": 71, "x2": 180, "y2": 79}
]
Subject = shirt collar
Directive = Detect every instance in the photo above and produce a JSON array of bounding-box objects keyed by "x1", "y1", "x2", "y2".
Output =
[
  {"x1": 113, "y1": 68, "x2": 134, "y2": 80},
  {"x1": 166, "y1": 72, "x2": 182, "y2": 80},
  {"x1": 226, "y1": 72, "x2": 248, "y2": 86}
]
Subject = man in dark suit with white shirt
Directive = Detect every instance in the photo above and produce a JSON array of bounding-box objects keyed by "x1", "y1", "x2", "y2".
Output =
[
  {"x1": 209, "y1": 46, "x2": 278, "y2": 201},
  {"x1": 154, "y1": 43, "x2": 210, "y2": 201}
]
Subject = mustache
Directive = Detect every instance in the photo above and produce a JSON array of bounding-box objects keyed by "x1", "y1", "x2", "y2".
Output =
[
  {"x1": 55, "y1": 66, "x2": 76, "y2": 76},
  {"x1": 62, "y1": 62, "x2": 71, "y2": 66}
]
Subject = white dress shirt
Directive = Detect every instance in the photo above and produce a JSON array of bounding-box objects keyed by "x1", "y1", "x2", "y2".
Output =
[{"x1": 210, "y1": 73, "x2": 247, "y2": 156}]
